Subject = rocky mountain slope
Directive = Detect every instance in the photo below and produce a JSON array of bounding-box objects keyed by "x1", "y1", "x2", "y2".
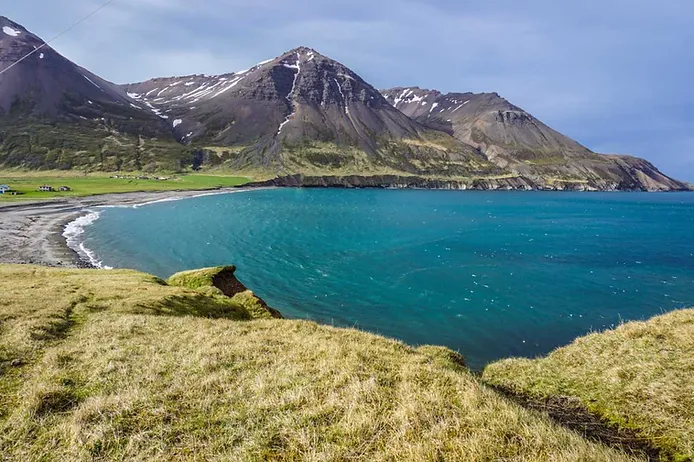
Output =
[
  {"x1": 0, "y1": 16, "x2": 186, "y2": 171},
  {"x1": 0, "y1": 15, "x2": 687, "y2": 190},
  {"x1": 382, "y1": 87, "x2": 687, "y2": 191},
  {"x1": 122, "y1": 47, "x2": 498, "y2": 179}
]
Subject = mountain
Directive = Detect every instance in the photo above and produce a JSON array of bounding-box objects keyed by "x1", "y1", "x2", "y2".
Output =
[
  {"x1": 0, "y1": 16, "x2": 187, "y2": 171},
  {"x1": 0, "y1": 15, "x2": 687, "y2": 191},
  {"x1": 381, "y1": 87, "x2": 687, "y2": 191},
  {"x1": 122, "y1": 47, "x2": 499, "y2": 179}
]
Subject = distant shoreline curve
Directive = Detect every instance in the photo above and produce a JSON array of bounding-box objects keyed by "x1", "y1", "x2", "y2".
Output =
[{"x1": 0, "y1": 187, "x2": 264, "y2": 268}]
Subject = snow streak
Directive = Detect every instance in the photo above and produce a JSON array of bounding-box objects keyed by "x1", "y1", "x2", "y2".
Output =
[{"x1": 277, "y1": 52, "x2": 301, "y2": 135}]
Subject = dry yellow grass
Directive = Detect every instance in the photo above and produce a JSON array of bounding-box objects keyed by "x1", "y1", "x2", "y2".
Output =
[
  {"x1": 0, "y1": 264, "x2": 643, "y2": 461},
  {"x1": 483, "y1": 309, "x2": 694, "y2": 461}
]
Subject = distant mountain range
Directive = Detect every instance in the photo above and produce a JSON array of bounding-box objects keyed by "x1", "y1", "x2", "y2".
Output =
[{"x1": 0, "y1": 16, "x2": 689, "y2": 191}]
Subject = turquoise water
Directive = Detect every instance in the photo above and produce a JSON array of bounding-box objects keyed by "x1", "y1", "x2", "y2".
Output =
[{"x1": 80, "y1": 190, "x2": 694, "y2": 369}]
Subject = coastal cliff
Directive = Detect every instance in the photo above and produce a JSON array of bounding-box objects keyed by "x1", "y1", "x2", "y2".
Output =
[{"x1": 250, "y1": 173, "x2": 691, "y2": 191}]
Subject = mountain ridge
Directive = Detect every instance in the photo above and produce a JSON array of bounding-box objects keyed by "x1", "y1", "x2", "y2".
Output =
[
  {"x1": 0, "y1": 16, "x2": 689, "y2": 191},
  {"x1": 121, "y1": 46, "x2": 499, "y2": 181},
  {"x1": 381, "y1": 86, "x2": 688, "y2": 191}
]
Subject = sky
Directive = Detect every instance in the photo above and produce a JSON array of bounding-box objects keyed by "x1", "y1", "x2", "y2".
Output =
[{"x1": 4, "y1": 0, "x2": 694, "y2": 181}]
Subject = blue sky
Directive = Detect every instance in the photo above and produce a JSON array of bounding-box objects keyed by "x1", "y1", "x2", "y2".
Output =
[{"x1": 5, "y1": 0, "x2": 693, "y2": 181}]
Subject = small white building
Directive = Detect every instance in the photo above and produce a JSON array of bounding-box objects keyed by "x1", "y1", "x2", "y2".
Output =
[{"x1": 0, "y1": 185, "x2": 10, "y2": 194}]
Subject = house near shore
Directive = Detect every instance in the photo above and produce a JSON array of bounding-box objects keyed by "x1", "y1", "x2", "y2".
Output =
[
  {"x1": 38, "y1": 185, "x2": 54, "y2": 192},
  {"x1": 0, "y1": 185, "x2": 10, "y2": 194}
]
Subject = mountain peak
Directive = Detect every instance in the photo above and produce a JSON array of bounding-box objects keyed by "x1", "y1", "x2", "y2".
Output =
[
  {"x1": 277, "y1": 46, "x2": 325, "y2": 65},
  {"x1": 0, "y1": 16, "x2": 169, "y2": 126},
  {"x1": 286, "y1": 46, "x2": 318, "y2": 54}
]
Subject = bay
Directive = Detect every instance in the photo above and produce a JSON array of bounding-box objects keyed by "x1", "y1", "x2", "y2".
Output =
[{"x1": 81, "y1": 189, "x2": 694, "y2": 369}]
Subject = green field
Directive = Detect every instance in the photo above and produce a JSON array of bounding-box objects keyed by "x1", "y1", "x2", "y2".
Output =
[{"x1": 0, "y1": 171, "x2": 250, "y2": 201}]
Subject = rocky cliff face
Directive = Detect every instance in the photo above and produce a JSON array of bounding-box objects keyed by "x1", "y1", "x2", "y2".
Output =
[{"x1": 249, "y1": 173, "x2": 674, "y2": 191}]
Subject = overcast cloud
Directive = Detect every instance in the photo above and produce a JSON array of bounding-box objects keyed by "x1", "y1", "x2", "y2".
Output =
[{"x1": 4, "y1": 0, "x2": 693, "y2": 180}]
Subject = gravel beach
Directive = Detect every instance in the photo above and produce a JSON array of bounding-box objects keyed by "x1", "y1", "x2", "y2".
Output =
[{"x1": 0, "y1": 188, "x2": 245, "y2": 267}]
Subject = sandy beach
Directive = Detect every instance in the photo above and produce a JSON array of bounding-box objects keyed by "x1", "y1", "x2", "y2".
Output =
[{"x1": 0, "y1": 188, "x2": 246, "y2": 267}]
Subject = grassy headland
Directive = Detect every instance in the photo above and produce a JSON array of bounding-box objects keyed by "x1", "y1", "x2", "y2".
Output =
[
  {"x1": 0, "y1": 171, "x2": 249, "y2": 201},
  {"x1": 0, "y1": 264, "x2": 643, "y2": 461},
  {"x1": 484, "y1": 309, "x2": 694, "y2": 461}
]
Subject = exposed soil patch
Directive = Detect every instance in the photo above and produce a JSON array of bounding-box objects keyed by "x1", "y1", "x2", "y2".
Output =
[
  {"x1": 490, "y1": 385, "x2": 665, "y2": 461},
  {"x1": 212, "y1": 267, "x2": 282, "y2": 319}
]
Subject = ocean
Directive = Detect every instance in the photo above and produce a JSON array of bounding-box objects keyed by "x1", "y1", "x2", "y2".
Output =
[{"x1": 72, "y1": 189, "x2": 694, "y2": 369}]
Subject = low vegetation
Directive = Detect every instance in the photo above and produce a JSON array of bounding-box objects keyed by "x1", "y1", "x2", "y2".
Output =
[
  {"x1": 0, "y1": 264, "x2": 645, "y2": 461},
  {"x1": 0, "y1": 119, "x2": 189, "y2": 171},
  {"x1": 483, "y1": 309, "x2": 694, "y2": 461},
  {"x1": 0, "y1": 171, "x2": 249, "y2": 201}
]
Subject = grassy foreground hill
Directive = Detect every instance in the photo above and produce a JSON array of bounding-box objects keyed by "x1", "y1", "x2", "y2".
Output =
[
  {"x1": 484, "y1": 310, "x2": 694, "y2": 461},
  {"x1": 0, "y1": 264, "x2": 644, "y2": 461}
]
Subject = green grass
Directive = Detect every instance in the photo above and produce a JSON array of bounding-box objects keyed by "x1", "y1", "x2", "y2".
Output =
[
  {"x1": 0, "y1": 264, "x2": 642, "y2": 461},
  {"x1": 0, "y1": 118, "x2": 190, "y2": 172},
  {"x1": 0, "y1": 171, "x2": 250, "y2": 201},
  {"x1": 483, "y1": 309, "x2": 694, "y2": 461}
]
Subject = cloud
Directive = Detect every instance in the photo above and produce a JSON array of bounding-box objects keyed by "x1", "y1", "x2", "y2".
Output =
[{"x1": 3, "y1": 0, "x2": 693, "y2": 180}]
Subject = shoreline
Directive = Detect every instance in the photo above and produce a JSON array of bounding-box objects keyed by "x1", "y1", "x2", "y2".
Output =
[
  {"x1": 0, "y1": 187, "x2": 253, "y2": 268},
  {"x1": 2, "y1": 185, "x2": 692, "y2": 269}
]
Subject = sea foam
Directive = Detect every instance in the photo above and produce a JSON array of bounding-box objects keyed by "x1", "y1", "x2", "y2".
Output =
[{"x1": 63, "y1": 211, "x2": 112, "y2": 269}]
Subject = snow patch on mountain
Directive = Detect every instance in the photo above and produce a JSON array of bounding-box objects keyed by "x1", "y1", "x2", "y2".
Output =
[
  {"x1": 334, "y1": 78, "x2": 349, "y2": 114},
  {"x1": 212, "y1": 75, "x2": 244, "y2": 98},
  {"x1": 389, "y1": 88, "x2": 427, "y2": 107},
  {"x1": 82, "y1": 75, "x2": 103, "y2": 92},
  {"x1": 2, "y1": 26, "x2": 21, "y2": 37},
  {"x1": 277, "y1": 53, "x2": 302, "y2": 135}
]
